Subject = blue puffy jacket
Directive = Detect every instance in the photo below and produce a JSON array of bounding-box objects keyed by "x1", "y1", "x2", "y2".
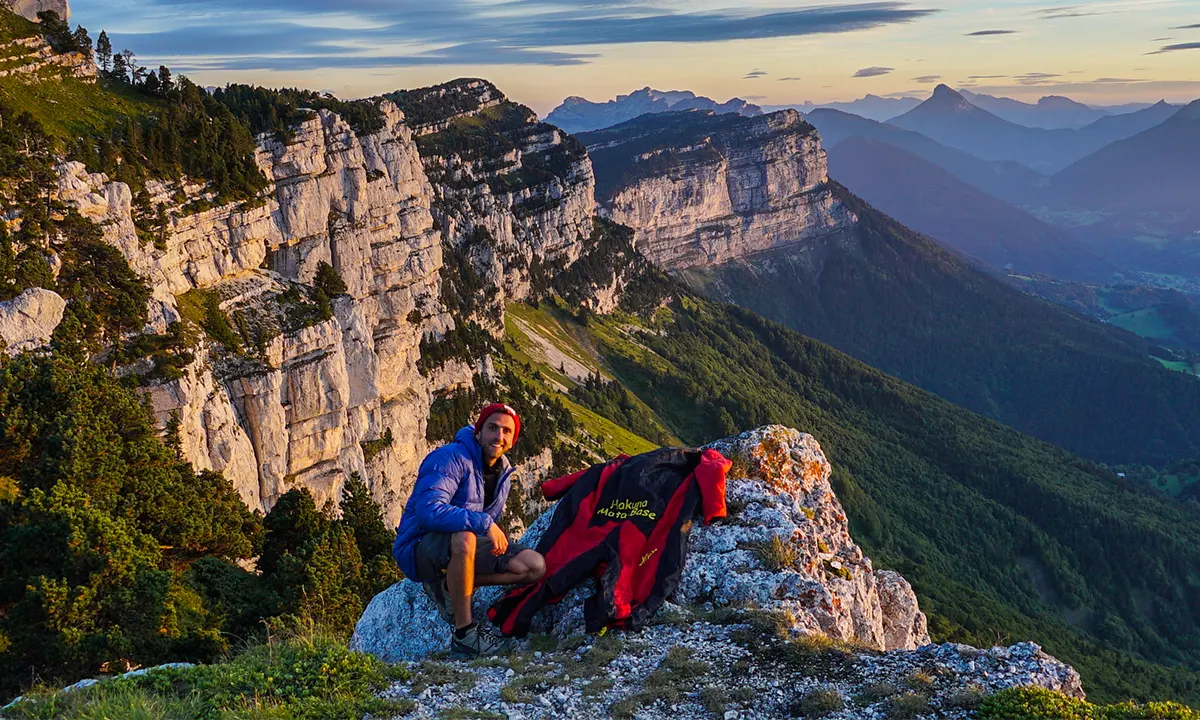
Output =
[{"x1": 392, "y1": 425, "x2": 515, "y2": 580}]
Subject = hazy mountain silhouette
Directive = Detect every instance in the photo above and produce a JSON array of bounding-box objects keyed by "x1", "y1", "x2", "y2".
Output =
[
  {"x1": 545, "y1": 87, "x2": 760, "y2": 133},
  {"x1": 765, "y1": 94, "x2": 922, "y2": 121},
  {"x1": 1052, "y1": 99, "x2": 1198, "y2": 211},
  {"x1": 959, "y1": 90, "x2": 1108, "y2": 129},
  {"x1": 805, "y1": 108, "x2": 1043, "y2": 204},
  {"x1": 827, "y1": 135, "x2": 1114, "y2": 281},
  {"x1": 889, "y1": 85, "x2": 1179, "y2": 173}
]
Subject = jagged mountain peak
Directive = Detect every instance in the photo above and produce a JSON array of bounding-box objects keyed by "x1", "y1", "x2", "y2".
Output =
[{"x1": 928, "y1": 83, "x2": 974, "y2": 107}]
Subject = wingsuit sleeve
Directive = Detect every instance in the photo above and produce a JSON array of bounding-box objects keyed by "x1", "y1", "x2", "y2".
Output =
[
  {"x1": 541, "y1": 455, "x2": 630, "y2": 501},
  {"x1": 540, "y1": 466, "x2": 591, "y2": 501},
  {"x1": 696, "y1": 449, "x2": 731, "y2": 524},
  {"x1": 409, "y1": 450, "x2": 493, "y2": 533}
]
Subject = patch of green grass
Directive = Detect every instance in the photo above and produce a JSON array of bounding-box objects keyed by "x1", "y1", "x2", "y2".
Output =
[
  {"x1": 411, "y1": 661, "x2": 476, "y2": 695},
  {"x1": 4, "y1": 635, "x2": 414, "y2": 720},
  {"x1": 887, "y1": 693, "x2": 929, "y2": 719},
  {"x1": 499, "y1": 673, "x2": 569, "y2": 703},
  {"x1": 700, "y1": 685, "x2": 728, "y2": 715},
  {"x1": 528, "y1": 634, "x2": 559, "y2": 653},
  {"x1": 794, "y1": 688, "x2": 845, "y2": 717},
  {"x1": 743, "y1": 535, "x2": 799, "y2": 571},
  {"x1": 582, "y1": 677, "x2": 613, "y2": 697},
  {"x1": 438, "y1": 707, "x2": 505, "y2": 720},
  {"x1": 608, "y1": 646, "x2": 711, "y2": 719},
  {"x1": 575, "y1": 634, "x2": 623, "y2": 678},
  {"x1": 978, "y1": 686, "x2": 1200, "y2": 720},
  {"x1": 0, "y1": 72, "x2": 160, "y2": 145},
  {"x1": 176, "y1": 288, "x2": 243, "y2": 352}
]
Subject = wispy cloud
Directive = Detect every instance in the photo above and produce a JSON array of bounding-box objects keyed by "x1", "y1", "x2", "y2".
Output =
[
  {"x1": 744, "y1": 69, "x2": 768, "y2": 79},
  {"x1": 968, "y1": 74, "x2": 1008, "y2": 79},
  {"x1": 1171, "y1": 23, "x2": 1200, "y2": 29},
  {"x1": 777, "y1": 76, "x2": 802, "y2": 81},
  {"x1": 1147, "y1": 41, "x2": 1200, "y2": 54},
  {"x1": 96, "y1": 0, "x2": 939, "y2": 71},
  {"x1": 912, "y1": 74, "x2": 941, "y2": 82},
  {"x1": 965, "y1": 29, "x2": 1017, "y2": 36},
  {"x1": 1030, "y1": 5, "x2": 1109, "y2": 20},
  {"x1": 1151, "y1": 36, "x2": 1173, "y2": 41},
  {"x1": 1014, "y1": 71, "x2": 1062, "y2": 85},
  {"x1": 853, "y1": 66, "x2": 894, "y2": 77}
]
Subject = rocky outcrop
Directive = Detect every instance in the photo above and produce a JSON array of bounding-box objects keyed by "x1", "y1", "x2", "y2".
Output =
[
  {"x1": 352, "y1": 426, "x2": 929, "y2": 661},
  {"x1": 581, "y1": 109, "x2": 856, "y2": 270},
  {"x1": 353, "y1": 427, "x2": 1083, "y2": 717},
  {"x1": 10, "y1": 0, "x2": 69, "y2": 22},
  {"x1": 0, "y1": 36, "x2": 96, "y2": 82},
  {"x1": 392, "y1": 80, "x2": 596, "y2": 321},
  {"x1": 0, "y1": 287, "x2": 65, "y2": 354}
]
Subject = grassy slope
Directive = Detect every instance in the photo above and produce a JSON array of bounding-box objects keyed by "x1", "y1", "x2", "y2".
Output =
[
  {"x1": 0, "y1": 15, "x2": 159, "y2": 143},
  {"x1": 517, "y1": 292, "x2": 1200, "y2": 704},
  {"x1": 502, "y1": 301, "x2": 676, "y2": 459}
]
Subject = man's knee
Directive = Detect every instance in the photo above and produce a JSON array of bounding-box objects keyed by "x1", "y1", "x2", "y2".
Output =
[
  {"x1": 450, "y1": 531, "x2": 476, "y2": 557},
  {"x1": 523, "y1": 550, "x2": 546, "y2": 581}
]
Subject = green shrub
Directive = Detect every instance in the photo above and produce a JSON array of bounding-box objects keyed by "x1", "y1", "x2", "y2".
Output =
[
  {"x1": 5, "y1": 635, "x2": 412, "y2": 720},
  {"x1": 744, "y1": 535, "x2": 799, "y2": 571},
  {"x1": 887, "y1": 693, "x2": 929, "y2": 719},
  {"x1": 796, "y1": 688, "x2": 845, "y2": 717}
]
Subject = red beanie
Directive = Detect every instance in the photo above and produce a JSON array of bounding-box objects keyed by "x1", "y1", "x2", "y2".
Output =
[{"x1": 475, "y1": 403, "x2": 520, "y2": 442}]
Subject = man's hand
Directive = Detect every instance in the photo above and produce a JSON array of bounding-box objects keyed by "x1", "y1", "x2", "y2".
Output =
[{"x1": 487, "y1": 522, "x2": 508, "y2": 556}]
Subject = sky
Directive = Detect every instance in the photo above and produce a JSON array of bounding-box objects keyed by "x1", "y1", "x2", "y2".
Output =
[{"x1": 70, "y1": 0, "x2": 1200, "y2": 116}]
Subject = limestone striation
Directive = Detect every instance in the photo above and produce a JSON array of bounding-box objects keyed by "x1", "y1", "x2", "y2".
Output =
[
  {"x1": 580, "y1": 109, "x2": 856, "y2": 270},
  {"x1": 353, "y1": 426, "x2": 1083, "y2": 716},
  {"x1": 57, "y1": 102, "x2": 454, "y2": 521},
  {"x1": 0, "y1": 35, "x2": 96, "y2": 82},
  {"x1": 389, "y1": 79, "x2": 596, "y2": 322}
]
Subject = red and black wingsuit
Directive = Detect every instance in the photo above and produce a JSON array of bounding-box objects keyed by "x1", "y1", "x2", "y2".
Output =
[{"x1": 488, "y1": 447, "x2": 730, "y2": 637}]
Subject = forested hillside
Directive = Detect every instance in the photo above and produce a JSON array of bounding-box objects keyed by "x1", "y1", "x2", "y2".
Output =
[
  {"x1": 499, "y1": 290, "x2": 1200, "y2": 704},
  {"x1": 676, "y1": 184, "x2": 1200, "y2": 467}
]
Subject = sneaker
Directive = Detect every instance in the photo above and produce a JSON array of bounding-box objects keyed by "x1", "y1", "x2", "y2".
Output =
[
  {"x1": 422, "y1": 579, "x2": 455, "y2": 625},
  {"x1": 450, "y1": 623, "x2": 517, "y2": 658}
]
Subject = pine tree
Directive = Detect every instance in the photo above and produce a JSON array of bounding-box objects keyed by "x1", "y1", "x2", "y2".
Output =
[
  {"x1": 95, "y1": 30, "x2": 112, "y2": 72},
  {"x1": 109, "y1": 49, "x2": 127, "y2": 82},
  {"x1": 71, "y1": 25, "x2": 92, "y2": 57},
  {"x1": 158, "y1": 65, "x2": 173, "y2": 94}
]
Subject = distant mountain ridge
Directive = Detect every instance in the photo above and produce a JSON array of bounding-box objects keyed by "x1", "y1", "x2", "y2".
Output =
[
  {"x1": 804, "y1": 107, "x2": 1044, "y2": 204},
  {"x1": 958, "y1": 90, "x2": 1108, "y2": 129},
  {"x1": 889, "y1": 84, "x2": 1180, "y2": 173},
  {"x1": 826, "y1": 135, "x2": 1114, "y2": 281},
  {"x1": 544, "y1": 87, "x2": 760, "y2": 133},
  {"x1": 764, "y1": 93, "x2": 922, "y2": 121}
]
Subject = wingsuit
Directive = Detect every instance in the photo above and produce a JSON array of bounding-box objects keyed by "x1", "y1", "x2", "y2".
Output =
[{"x1": 488, "y1": 446, "x2": 730, "y2": 637}]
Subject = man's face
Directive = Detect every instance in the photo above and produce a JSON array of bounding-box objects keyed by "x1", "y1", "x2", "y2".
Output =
[{"x1": 478, "y1": 412, "x2": 516, "y2": 463}]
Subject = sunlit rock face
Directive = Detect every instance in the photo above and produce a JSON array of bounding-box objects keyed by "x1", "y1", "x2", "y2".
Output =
[{"x1": 581, "y1": 109, "x2": 856, "y2": 270}]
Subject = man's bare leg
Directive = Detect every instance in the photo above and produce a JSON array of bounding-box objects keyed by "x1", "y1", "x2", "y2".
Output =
[
  {"x1": 476, "y1": 549, "x2": 546, "y2": 587},
  {"x1": 447, "y1": 531, "x2": 477, "y2": 629}
]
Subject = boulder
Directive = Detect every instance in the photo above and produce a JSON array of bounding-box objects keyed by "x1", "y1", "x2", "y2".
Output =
[
  {"x1": 351, "y1": 425, "x2": 930, "y2": 661},
  {"x1": 10, "y1": 0, "x2": 70, "y2": 22},
  {"x1": 0, "y1": 287, "x2": 66, "y2": 355}
]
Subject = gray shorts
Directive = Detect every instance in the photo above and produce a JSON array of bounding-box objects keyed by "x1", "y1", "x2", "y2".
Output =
[{"x1": 413, "y1": 531, "x2": 530, "y2": 581}]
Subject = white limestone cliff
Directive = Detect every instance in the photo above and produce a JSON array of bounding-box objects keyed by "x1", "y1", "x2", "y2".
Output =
[
  {"x1": 54, "y1": 89, "x2": 599, "y2": 524},
  {"x1": 590, "y1": 110, "x2": 856, "y2": 270},
  {"x1": 57, "y1": 102, "x2": 459, "y2": 522}
]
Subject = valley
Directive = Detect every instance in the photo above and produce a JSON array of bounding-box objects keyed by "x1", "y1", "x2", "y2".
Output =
[{"x1": 3, "y1": 3, "x2": 1200, "y2": 715}]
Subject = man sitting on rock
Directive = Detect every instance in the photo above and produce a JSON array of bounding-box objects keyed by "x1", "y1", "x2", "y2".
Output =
[{"x1": 392, "y1": 403, "x2": 546, "y2": 657}]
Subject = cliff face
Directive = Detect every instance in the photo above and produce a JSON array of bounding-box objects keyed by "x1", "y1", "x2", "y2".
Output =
[
  {"x1": 581, "y1": 110, "x2": 855, "y2": 270},
  {"x1": 391, "y1": 80, "x2": 595, "y2": 322},
  {"x1": 0, "y1": 35, "x2": 95, "y2": 82},
  {"x1": 57, "y1": 102, "x2": 465, "y2": 522}
]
